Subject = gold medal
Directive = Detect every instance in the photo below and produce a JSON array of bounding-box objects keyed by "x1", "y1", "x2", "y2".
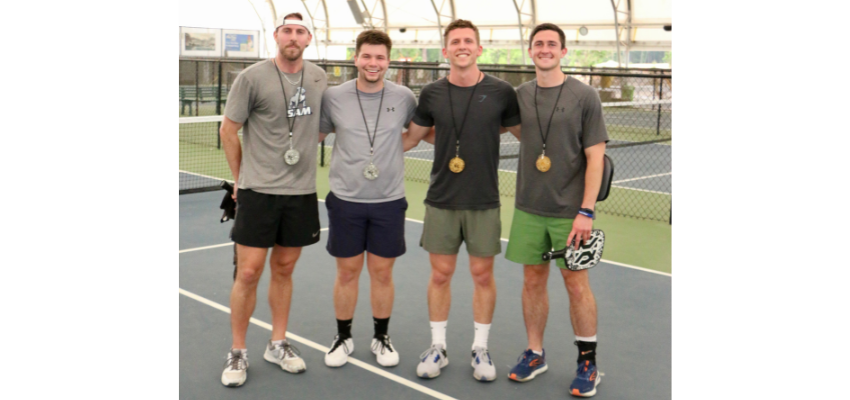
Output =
[
  {"x1": 449, "y1": 156, "x2": 465, "y2": 173},
  {"x1": 536, "y1": 154, "x2": 551, "y2": 172}
]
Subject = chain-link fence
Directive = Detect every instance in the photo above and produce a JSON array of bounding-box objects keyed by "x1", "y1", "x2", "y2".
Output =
[{"x1": 179, "y1": 58, "x2": 672, "y2": 223}]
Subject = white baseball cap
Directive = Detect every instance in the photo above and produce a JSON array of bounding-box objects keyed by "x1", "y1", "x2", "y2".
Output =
[{"x1": 275, "y1": 15, "x2": 313, "y2": 34}]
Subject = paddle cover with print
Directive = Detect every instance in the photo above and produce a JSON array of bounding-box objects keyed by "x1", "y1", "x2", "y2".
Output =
[{"x1": 542, "y1": 229, "x2": 605, "y2": 271}]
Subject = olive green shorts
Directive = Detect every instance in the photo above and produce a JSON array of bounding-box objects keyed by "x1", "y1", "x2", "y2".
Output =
[
  {"x1": 505, "y1": 209, "x2": 574, "y2": 269},
  {"x1": 420, "y1": 205, "x2": 502, "y2": 257}
]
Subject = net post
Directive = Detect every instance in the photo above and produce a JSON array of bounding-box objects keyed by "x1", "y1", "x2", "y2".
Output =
[
  {"x1": 321, "y1": 140, "x2": 325, "y2": 167},
  {"x1": 195, "y1": 61, "x2": 200, "y2": 116},
  {"x1": 216, "y1": 61, "x2": 223, "y2": 149},
  {"x1": 657, "y1": 77, "x2": 664, "y2": 135},
  {"x1": 669, "y1": 198, "x2": 672, "y2": 225}
]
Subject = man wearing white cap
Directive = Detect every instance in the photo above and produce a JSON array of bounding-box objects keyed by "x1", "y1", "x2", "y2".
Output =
[{"x1": 219, "y1": 12, "x2": 327, "y2": 387}]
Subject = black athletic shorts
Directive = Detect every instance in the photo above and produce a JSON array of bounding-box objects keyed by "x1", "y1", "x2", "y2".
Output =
[
  {"x1": 325, "y1": 192, "x2": 407, "y2": 258},
  {"x1": 232, "y1": 189, "x2": 321, "y2": 248}
]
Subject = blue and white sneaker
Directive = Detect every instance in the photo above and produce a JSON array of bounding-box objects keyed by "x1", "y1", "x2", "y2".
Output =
[
  {"x1": 416, "y1": 344, "x2": 449, "y2": 378},
  {"x1": 570, "y1": 360, "x2": 602, "y2": 397},
  {"x1": 471, "y1": 347, "x2": 496, "y2": 381},
  {"x1": 508, "y1": 349, "x2": 548, "y2": 382}
]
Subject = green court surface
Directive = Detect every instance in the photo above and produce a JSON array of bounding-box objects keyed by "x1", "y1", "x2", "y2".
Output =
[
  {"x1": 180, "y1": 132, "x2": 671, "y2": 274},
  {"x1": 316, "y1": 164, "x2": 672, "y2": 274}
]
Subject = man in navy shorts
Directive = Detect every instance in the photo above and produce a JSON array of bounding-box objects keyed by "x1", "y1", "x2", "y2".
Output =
[
  {"x1": 318, "y1": 30, "x2": 417, "y2": 369},
  {"x1": 218, "y1": 13, "x2": 327, "y2": 387}
]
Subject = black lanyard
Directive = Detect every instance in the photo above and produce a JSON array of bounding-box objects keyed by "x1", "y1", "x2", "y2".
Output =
[
  {"x1": 534, "y1": 76, "x2": 567, "y2": 152},
  {"x1": 354, "y1": 82, "x2": 385, "y2": 155},
  {"x1": 446, "y1": 72, "x2": 484, "y2": 149},
  {"x1": 272, "y1": 59, "x2": 304, "y2": 138}
]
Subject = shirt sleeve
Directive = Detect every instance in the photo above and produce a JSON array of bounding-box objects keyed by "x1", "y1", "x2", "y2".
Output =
[
  {"x1": 403, "y1": 87, "x2": 417, "y2": 129},
  {"x1": 411, "y1": 84, "x2": 434, "y2": 127},
  {"x1": 319, "y1": 88, "x2": 335, "y2": 134},
  {"x1": 581, "y1": 89, "x2": 609, "y2": 148},
  {"x1": 501, "y1": 83, "x2": 521, "y2": 127},
  {"x1": 223, "y1": 72, "x2": 253, "y2": 123}
]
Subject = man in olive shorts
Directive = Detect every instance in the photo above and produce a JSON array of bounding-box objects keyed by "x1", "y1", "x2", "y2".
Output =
[
  {"x1": 503, "y1": 23, "x2": 609, "y2": 397},
  {"x1": 403, "y1": 19, "x2": 521, "y2": 382},
  {"x1": 218, "y1": 13, "x2": 327, "y2": 387}
]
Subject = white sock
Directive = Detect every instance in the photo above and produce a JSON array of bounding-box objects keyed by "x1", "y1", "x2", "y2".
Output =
[
  {"x1": 532, "y1": 350, "x2": 543, "y2": 356},
  {"x1": 271, "y1": 339, "x2": 286, "y2": 346},
  {"x1": 430, "y1": 320, "x2": 447, "y2": 348},
  {"x1": 576, "y1": 335, "x2": 597, "y2": 342},
  {"x1": 472, "y1": 322, "x2": 491, "y2": 349}
]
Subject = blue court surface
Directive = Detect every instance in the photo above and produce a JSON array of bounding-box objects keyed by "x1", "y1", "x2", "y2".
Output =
[{"x1": 180, "y1": 190, "x2": 671, "y2": 399}]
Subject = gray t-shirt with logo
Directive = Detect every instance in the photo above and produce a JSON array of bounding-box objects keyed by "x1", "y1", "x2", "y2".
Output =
[
  {"x1": 224, "y1": 59, "x2": 328, "y2": 195},
  {"x1": 515, "y1": 77, "x2": 609, "y2": 218},
  {"x1": 412, "y1": 74, "x2": 521, "y2": 210},
  {"x1": 320, "y1": 79, "x2": 417, "y2": 203}
]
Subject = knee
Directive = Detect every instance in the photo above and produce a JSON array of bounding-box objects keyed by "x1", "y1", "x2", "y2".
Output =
[
  {"x1": 430, "y1": 269, "x2": 453, "y2": 287},
  {"x1": 371, "y1": 268, "x2": 393, "y2": 286},
  {"x1": 270, "y1": 259, "x2": 296, "y2": 279},
  {"x1": 236, "y1": 265, "x2": 263, "y2": 286},
  {"x1": 564, "y1": 276, "x2": 590, "y2": 298},
  {"x1": 337, "y1": 267, "x2": 360, "y2": 285},
  {"x1": 471, "y1": 269, "x2": 494, "y2": 288},
  {"x1": 523, "y1": 268, "x2": 548, "y2": 290}
]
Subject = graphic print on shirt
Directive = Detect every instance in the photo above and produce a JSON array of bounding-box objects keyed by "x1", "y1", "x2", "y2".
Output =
[{"x1": 288, "y1": 87, "x2": 313, "y2": 117}]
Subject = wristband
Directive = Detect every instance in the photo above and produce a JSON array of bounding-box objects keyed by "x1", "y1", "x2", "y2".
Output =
[{"x1": 578, "y1": 208, "x2": 594, "y2": 218}]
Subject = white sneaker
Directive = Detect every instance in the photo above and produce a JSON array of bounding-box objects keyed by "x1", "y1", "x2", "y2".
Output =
[
  {"x1": 263, "y1": 339, "x2": 306, "y2": 373},
  {"x1": 325, "y1": 335, "x2": 354, "y2": 367},
  {"x1": 416, "y1": 344, "x2": 449, "y2": 379},
  {"x1": 471, "y1": 347, "x2": 497, "y2": 381},
  {"x1": 371, "y1": 334, "x2": 399, "y2": 367},
  {"x1": 221, "y1": 349, "x2": 249, "y2": 387}
]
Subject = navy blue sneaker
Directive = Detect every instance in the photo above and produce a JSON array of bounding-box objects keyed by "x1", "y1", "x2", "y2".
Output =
[
  {"x1": 569, "y1": 360, "x2": 602, "y2": 397},
  {"x1": 508, "y1": 349, "x2": 548, "y2": 382}
]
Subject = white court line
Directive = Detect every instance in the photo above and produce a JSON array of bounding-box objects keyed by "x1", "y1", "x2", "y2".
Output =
[
  {"x1": 186, "y1": 203, "x2": 670, "y2": 276},
  {"x1": 179, "y1": 242, "x2": 233, "y2": 254},
  {"x1": 178, "y1": 288, "x2": 458, "y2": 400},
  {"x1": 179, "y1": 115, "x2": 224, "y2": 124},
  {"x1": 178, "y1": 229, "x2": 329, "y2": 253},
  {"x1": 179, "y1": 170, "x2": 234, "y2": 183},
  {"x1": 613, "y1": 172, "x2": 672, "y2": 184},
  {"x1": 611, "y1": 185, "x2": 671, "y2": 195}
]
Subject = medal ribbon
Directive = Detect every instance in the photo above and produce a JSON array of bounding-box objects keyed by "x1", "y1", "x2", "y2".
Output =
[
  {"x1": 446, "y1": 72, "x2": 484, "y2": 157},
  {"x1": 272, "y1": 59, "x2": 304, "y2": 147},
  {"x1": 534, "y1": 75, "x2": 567, "y2": 155},
  {"x1": 354, "y1": 82, "x2": 385, "y2": 160}
]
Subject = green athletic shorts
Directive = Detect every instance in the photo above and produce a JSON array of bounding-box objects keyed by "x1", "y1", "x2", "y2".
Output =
[
  {"x1": 505, "y1": 209, "x2": 574, "y2": 269},
  {"x1": 420, "y1": 205, "x2": 502, "y2": 257}
]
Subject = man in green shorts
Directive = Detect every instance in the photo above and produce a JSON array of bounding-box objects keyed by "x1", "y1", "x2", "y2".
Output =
[
  {"x1": 503, "y1": 23, "x2": 609, "y2": 397},
  {"x1": 403, "y1": 19, "x2": 521, "y2": 382}
]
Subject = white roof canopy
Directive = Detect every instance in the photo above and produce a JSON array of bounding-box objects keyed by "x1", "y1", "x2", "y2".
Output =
[{"x1": 183, "y1": 0, "x2": 671, "y2": 63}]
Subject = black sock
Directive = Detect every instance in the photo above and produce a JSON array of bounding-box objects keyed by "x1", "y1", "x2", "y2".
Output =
[
  {"x1": 337, "y1": 319, "x2": 353, "y2": 339},
  {"x1": 576, "y1": 340, "x2": 597, "y2": 365},
  {"x1": 373, "y1": 317, "x2": 390, "y2": 338}
]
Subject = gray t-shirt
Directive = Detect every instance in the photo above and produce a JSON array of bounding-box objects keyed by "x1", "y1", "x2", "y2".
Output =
[
  {"x1": 320, "y1": 80, "x2": 417, "y2": 203},
  {"x1": 515, "y1": 77, "x2": 609, "y2": 218},
  {"x1": 412, "y1": 74, "x2": 521, "y2": 210},
  {"x1": 224, "y1": 59, "x2": 328, "y2": 195}
]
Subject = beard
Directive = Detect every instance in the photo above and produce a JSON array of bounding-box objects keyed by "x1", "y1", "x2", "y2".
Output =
[{"x1": 280, "y1": 44, "x2": 304, "y2": 61}]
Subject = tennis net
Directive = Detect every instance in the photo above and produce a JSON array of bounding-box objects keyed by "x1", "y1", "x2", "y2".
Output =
[{"x1": 179, "y1": 116, "x2": 235, "y2": 194}]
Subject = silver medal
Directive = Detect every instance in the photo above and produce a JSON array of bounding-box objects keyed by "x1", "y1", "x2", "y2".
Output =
[
  {"x1": 363, "y1": 162, "x2": 379, "y2": 180},
  {"x1": 284, "y1": 149, "x2": 300, "y2": 165},
  {"x1": 284, "y1": 136, "x2": 300, "y2": 165}
]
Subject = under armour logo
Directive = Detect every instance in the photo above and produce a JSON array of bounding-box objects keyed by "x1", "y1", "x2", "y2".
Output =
[
  {"x1": 556, "y1": 106, "x2": 565, "y2": 112},
  {"x1": 387, "y1": 107, "x2": 395, "y2": 112},
  {"x1": 479, "y1": 95, "x2": 487, "y2": 102}
]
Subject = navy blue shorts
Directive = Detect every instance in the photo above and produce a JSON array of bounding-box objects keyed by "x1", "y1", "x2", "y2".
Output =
[{"x1": 325, "y1": 192, "x2": 408, "y2": 258}]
